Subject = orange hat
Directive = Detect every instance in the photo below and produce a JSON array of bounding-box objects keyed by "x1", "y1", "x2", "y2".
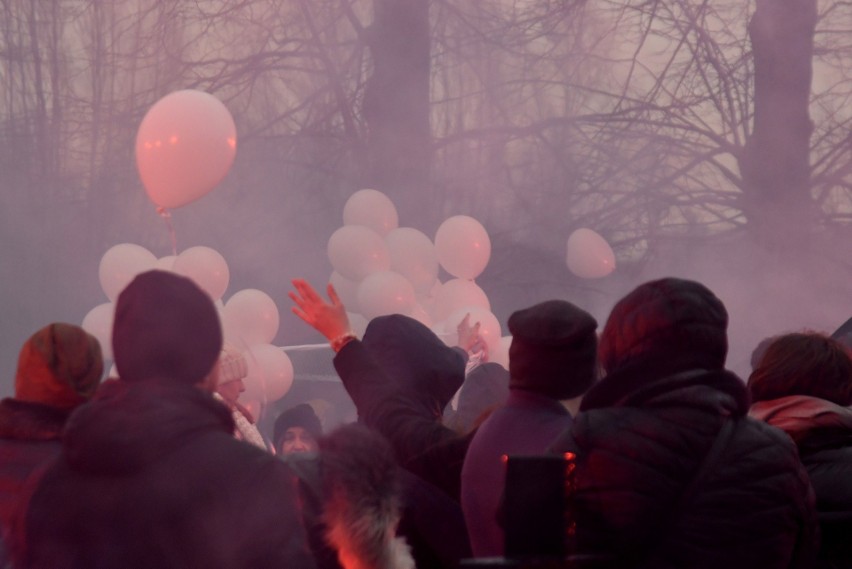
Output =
[{"x1": 15, "y1": 323, "x2": 104, "y2": 409}]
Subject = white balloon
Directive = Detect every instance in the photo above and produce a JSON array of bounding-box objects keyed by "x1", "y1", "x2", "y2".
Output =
[
  {"x1": 566, "y1": 228, "x2": 616, "y2": 279},
  {"x1": 356, "y1": 271, "x2": 417, "y2": 320},
  {"x1": 434, "y1": 216, "x2": 491, "y2": 280},
  {"x1": 385, "y1": 227, "x2": 439, "y2": 294},
  {"x1": 155, "y1": 255, "x2": 177, "y2": 272},
  {"x1": 223, "y1": 289, "x2": 280, "y2": 346},
  {"x1": 99, "y1": 244, "x2": 157, "y2": 301},
  {"x1": 343, "y1": 189, "x2": 399, "y2": 236},
  {"x1": 330, "y1": 271, "x2": 361, "y2": 314},
  {"x1": 407, "y1": 303, "x2": 433, "y2": 328},
  {"x1": 327, "y1": 225, "x2": 390, "y2": 281},
  {"x1": 491, "y1": 335, "x2": 513, "y2": 369},
  {"x1": 434, "y1": 278, "x2": 491, "y2": 322},
  {"x1": 243, "y1": 344, "x2": 294, "y2": 403},
  {"x1": 173, "y1": 246, "x2": 230, "y2": 300},
  {"x1": 347, "y1": 312, "x2": 369, "y2": 337},
  {"x1": 82, "y1": 302, "x2": 115, "y2": 361}
]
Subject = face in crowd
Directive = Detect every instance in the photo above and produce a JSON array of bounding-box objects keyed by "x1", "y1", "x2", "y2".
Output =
[
  {"x1": 279, "y1": 426, "x2": 318, "y2": 455},
  {"x1": 216, "y1": 377, "x2": 245, "y2": 407}
]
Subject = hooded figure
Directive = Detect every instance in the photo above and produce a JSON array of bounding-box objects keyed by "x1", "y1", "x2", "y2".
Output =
[
  {"x1": 461, "y1": 299, "x2": 598, "y2": 557},
  {"x1": 0, "y1": 323, "x2": 102, "y2": 533},
  {"x1": 330, "y1": 314, "x2": 474, "y2": 565},
  {"x1": 334, "y1": 314, "x2": 469, "y2": 496},
  {"x1": 551, "y1": 278, "x2": 819, "y2": 569},
  {"x1": 17, "y1": 271, "x2": 316, "y2": 569}
]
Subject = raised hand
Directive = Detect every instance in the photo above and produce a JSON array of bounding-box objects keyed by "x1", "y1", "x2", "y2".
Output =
[
  {"x1": 289, "y1": 279, "x2": 351, "y2": 341},
  {"x1": 456, "y1": 312, "x2": 482, "y2": 353}
]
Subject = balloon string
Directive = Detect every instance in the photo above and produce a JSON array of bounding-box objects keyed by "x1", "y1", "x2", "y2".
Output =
[{"x1": 156, "y1": 206, "x2": 178, "y2": 256}]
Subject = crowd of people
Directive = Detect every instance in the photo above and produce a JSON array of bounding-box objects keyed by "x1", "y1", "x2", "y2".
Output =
[{"x1": 0, "y1": 268, "x2": 850, "y2": 568}]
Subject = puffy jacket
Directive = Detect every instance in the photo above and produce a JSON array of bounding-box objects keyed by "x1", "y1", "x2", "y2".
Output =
[
  {"x1": 752, "y1": 395, "x2": 852, "y2": 568},
  {"x1": 552, "y1": 367, "x2": 819, "y2": 569}
]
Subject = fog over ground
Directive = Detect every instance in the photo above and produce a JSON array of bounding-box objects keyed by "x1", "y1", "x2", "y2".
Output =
[{"x1": 1, "y1": 0, "x2": 851, "y2": 403}]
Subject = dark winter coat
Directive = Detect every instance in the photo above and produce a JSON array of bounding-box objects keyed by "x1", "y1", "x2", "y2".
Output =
[
  {"x1": 0, "y1": 399, "x2": 70, "y2": 535},
  {"x1": 751, "y1": 395, "x2": 852, "y2": 568},
  {"x1": 16, "y1": 379, "x2": 316, "y2": 569},
  {"x1": 333, "y1": 333, "x2": 472, "y2": 501},
  {"x1": 551, "y1": 367, "x2": 820, "y2": 569},
  {"x1": 461, "y1": 389, "x2": 573, "y2": 557}
]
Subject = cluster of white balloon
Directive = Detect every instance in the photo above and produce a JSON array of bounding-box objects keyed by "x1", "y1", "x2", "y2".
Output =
[
  {"x1": 81, "y1": 243, "x2": 294, "y2": 407},
  {"x1": 327, "y1": 189, "x2": 506, "y2": 361}
]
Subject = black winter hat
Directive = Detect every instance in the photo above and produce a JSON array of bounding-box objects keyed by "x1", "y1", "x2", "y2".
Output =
[
  {"x1": 599, "y1": 277, "x2": 728, "y2": 376},
  {"x1": 112, "y1": 270, "x2": 222, "y2": 384},
  {"x1": 273, "y1": 403, "x2": 323, "y2": 449},
  {"x1": 508, "y1": 300, "x2": 598, "y2": 400}
]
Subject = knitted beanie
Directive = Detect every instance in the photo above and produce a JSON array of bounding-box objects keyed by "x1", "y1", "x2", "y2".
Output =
[
  {"x1": 15, "y1": 323, "x2": 103, "y2": 409},
  {"x1": 218, "y1": 344, "x2": 248, "y2": 384},
  {"x1": 508, "y1": 300, "x2": 598, "y2": 400},
  {"x1": 273, "y1": 403, "x2": 323, "y2": 450},
  {"x1": 112, "y1": 270, "x2": 222, "y2": 384}
]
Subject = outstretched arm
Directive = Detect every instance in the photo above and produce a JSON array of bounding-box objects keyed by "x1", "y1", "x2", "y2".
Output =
[{"x1": 289, "y1": 279, "x2": 355, "y2": 351}]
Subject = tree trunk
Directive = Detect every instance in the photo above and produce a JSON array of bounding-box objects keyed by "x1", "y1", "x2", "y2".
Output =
[
  {"x1": 739, "y1": 0, "x2": 817, "y2": 250},
  {"x1": 362, "y1": 0, "x2": 434, "y2": 228}
]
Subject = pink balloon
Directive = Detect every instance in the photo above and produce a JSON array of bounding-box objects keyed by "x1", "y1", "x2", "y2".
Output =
[
  {"x1": 385, "y1": 228, "x2": 439, "y2": 294},
  {"x1": 173, "y1": 246, "x2": 230, "y2": 301},
  {"x1": 356, "y1": 271, "x2": 417, "y2": 320},
  {"x1": 243, "y1": 344, "x2": 294, "y2": 403},
  {"x1": 343, "y1": 189, "x2": 399, "y2": 236},
  {"x1": 136, "y1": 90, "x2": 237, "y2": 209},
  {"x1": 82, "y1": 302, "x2": 115, "y2": 361},
  {"x1": 223, "y1": 289, "x2": 280, "y2": 346},
  {"x1": 434, "y1": 216, "x2": 491, "y2": 279},
  {"x1": 434, "y1": 278, "x2": 491, "y2": 322},
  {"x1": 566, "y1": 228, "x2": 616, "y2": 279},
  {"x1": 327, "y1": 225, "x2": 390, "y2": 281},
  {"x1": 99, "y1": 243, "x2": 157, "y2": 301}
]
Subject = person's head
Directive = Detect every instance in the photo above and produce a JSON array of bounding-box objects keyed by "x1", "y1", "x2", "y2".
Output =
[
  {"x1": 599, "y1": 277, "x2": 728, "y2": 377},
  {"x1": 214, "y1": 344, "x2": 248, "y2": 406},
  {"x1": 112, "y1": 270, "x2": 222, "y2": 387},
  {"x1": 507, "y1": 299, "x2": 598, "y2": 400},
  {"x1": 362, "y1": 314, "x2": 466, "y2": 419},
  {"x1": 15, "y1": 323, "x2": 103, "y2": 409},
  {"x1": 750, "y1": 335, "x2": 776, "y2": 371},
  {"x1": 317, "y1": 423, "x2": 406, "y2": 569},
  {"x1": 274, "y1": 403, "x2": 322, "y2": 455},
  {"x1": 748, "y1": 332, "x2": 852, "y2": 406}
]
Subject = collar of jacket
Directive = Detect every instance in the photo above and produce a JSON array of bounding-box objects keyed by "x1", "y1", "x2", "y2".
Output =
[
  {"x1": 580, "y1": 365, "x2": 749, "y2": 415},
  {"x1": 0, "y1": 398, "x2": 71, "y2": 441},
  {"x1": 750, "y1": 394, "x2": 852, "y2": 446}
]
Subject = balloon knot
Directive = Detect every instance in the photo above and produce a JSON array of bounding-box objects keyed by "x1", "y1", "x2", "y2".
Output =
[{"x1": 156, "y1": 206, "x2": 171, "y2": 219}]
